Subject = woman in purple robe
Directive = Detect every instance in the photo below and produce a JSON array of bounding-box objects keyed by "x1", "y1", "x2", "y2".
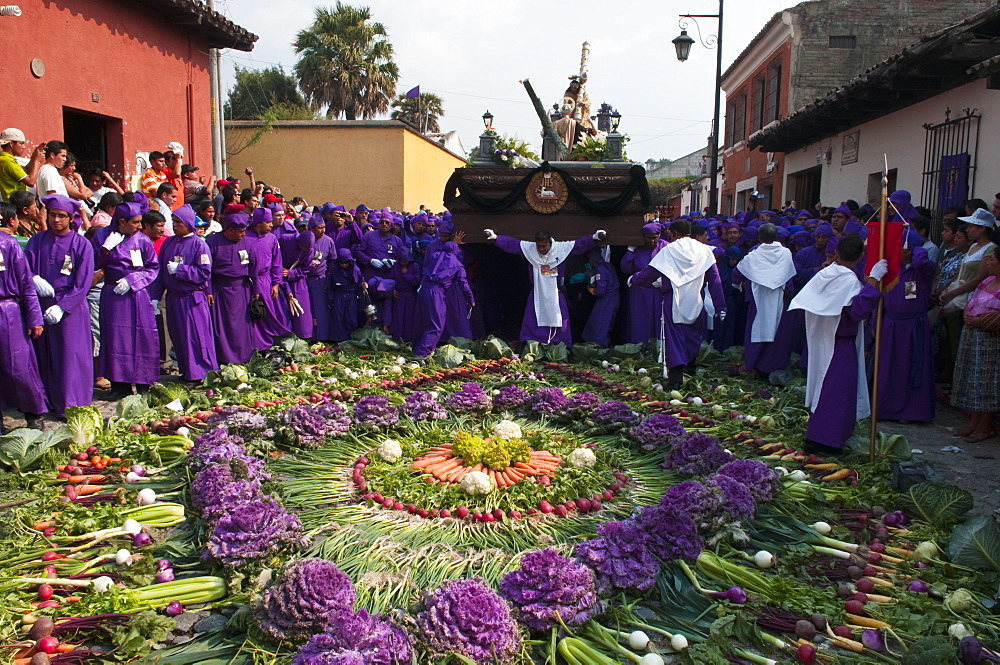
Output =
[
  {"x1": 328, "y1": 248, "x2": 365, "y2": 342},
  {"x1": 306, "y1": 213, "x2": 337, "y2": 341},
  {"x1": 26, "y1": 195, "x2": 94, "y2": 416},
  {"x1": 581, "y1": 247, "x2": 619, "y2": 346},
  {"x1": 414, "y1": 242, "x2": 474, "y2": 357},
  {"x1": 873, "y1": 233, "x2": 936, "y2": 422},
  {"x1": 279, "y1": 227, "x2": 315, "y2": 339},
  {"x1": 246, "y1": 207, "x2": 290, "y2": 349},
  {"x1": 0, "y1": 231, "x2": 48, "y2": 428},
  {"x1": 149, "y1": 205, "x2": 218, "y2": 382},
  {"x1": 206, "y1": 213, "x2": 258, "y2": 364},
  {"x1": 621, "y1": 223, "x2": 666, "y2": 344},
  {"x1": 388, "y1": 248, "x2": 420, "y2": 342},
  {"x1": 93, "y1": 202, "x2": 160, "y2": 397}
]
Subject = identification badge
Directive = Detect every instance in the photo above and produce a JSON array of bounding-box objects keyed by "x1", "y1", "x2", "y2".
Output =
[
  {"x1": 0, "y1": 251, "x2": 6, "y2": 272},
  {"x1": 904, "y1": 280, "x2": 917, "y2": 300},
  {"x1": 199, "y1": 253, "x2": 210, "y2": 265},
  {"x1": 130, "y1": 248, "x2": 143, "y2": 267},
  {"x1": 312, "y1": 250, "x2": 322, "y2": 266},
  {"x1": 540, "y1": 264, "x2": 556, "y2": 276},
  {"x1": 238, "y1": 249, "x2": 250, "y2": 265},
  {"x1": 173, "y1": 255, "x2": 184, "y2": 265},
  {"x1": 60, "y1": 254, "x2": 73, "y2": 275},
  {"x1": 386, "y1": 244, "x2": 393, "y2": 254}
]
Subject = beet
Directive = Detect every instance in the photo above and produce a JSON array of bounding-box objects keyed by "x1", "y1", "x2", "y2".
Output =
[
  {"x1": 29, "y1": 617, "x2": 54, "y2": 640},
  {"x1": 576, "y1": 499, "x2": 591, "y2": 513},
  {"x1": 810, "y1": 614, "x2": 828, "y2": 631},
  {"x1": 845, "y1": 599, "x2": 865, "y2": 615},
  {"x1": 795, "y1": 620, "x2": 817, "y2": 640},
  {"x1": 833, "y1": 626, "x2": 853, "y2": 639},
  {"x1": 856, "y1": 578, "x2": 875, "y2": 594}
]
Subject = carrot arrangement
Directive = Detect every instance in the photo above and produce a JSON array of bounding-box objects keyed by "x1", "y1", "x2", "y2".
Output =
[{"x1": 410, "y1": 445, "x2": 562, "y2": 487}]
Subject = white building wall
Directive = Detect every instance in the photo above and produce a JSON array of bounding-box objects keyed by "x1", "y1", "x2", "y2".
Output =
[{"x1": 781, "y1": 79, "x2": 1000, "y2": 209}]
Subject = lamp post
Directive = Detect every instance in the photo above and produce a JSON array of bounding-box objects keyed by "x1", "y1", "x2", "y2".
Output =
[
  {"x1": 673, "y1": 0, "x2": 724, "y2": 216},
  {"x1": 476, "y1": 110, "x2": 497, "y2": 164}
]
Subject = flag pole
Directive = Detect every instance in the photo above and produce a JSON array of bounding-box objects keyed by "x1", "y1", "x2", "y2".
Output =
[{"x1": 868, "y1": 156, "x2": 889, "y2": 464}]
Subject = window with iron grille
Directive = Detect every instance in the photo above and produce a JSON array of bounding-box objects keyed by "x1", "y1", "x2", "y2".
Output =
[
  {"x1": 750, "y1": 74, "x2": 765, "y2": 133},
  {"x1": 733, "y1": 91, "x2": 747, "y2": 143},
  {"x1": 765, "y1": 61, "x2": 781, "y2": 124},
  {"x1": 725, "y1": 99, "x2": 735, "y2": 147},
  {"x1": 829, "y1": 36, "x2": 857, "y2": 49},
  {"x1": 920, "y1": 108, "x2": 981, "y2": 219}
]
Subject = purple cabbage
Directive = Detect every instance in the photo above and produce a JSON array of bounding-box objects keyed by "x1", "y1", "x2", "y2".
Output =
[
  {"x1": 499, "y1": 548, "x2": 599, "y2": 632},
  {"x1": 662, "y1": 432, "x2": 733, "y2": 476},
  {"x1": 575, "y1": 520, "x2": 658, "y2": 594},
  {"x1": 635, "y1": 505, "x2": 704, "y2": 562},
  {"x1": 290, "y1": 609, "x2": 412, "y2": 664},
  {"x1": 715, "y1": 459, "x2": 779, "y2": 503},
  {"x1": 561, "y1": 392, "x2": 602, "y2": 419},
  {"x1": 315, "y1": 402, "x2": 352, "y2": 436},
  {"x1": 353, "y1": 395, "x2": 400, "y2": 428},
  {"x1": 399, "y1": 391, "x2": 448, "y2": 421},
  {"x1": 589, "y1": 400, "x2": 640, "y2": 428},
  {"x1": 706, "y1": 474, "x2": 756, "y2": 520},
  {"x1": 258, "y1": 559, "x2": 357, "y2": 643},
  {"x1": 493, "y1": 385, "x2": 530, "y2": 412},
  {"x1": 444, "y1": 383, "x2": 493, "y2": 414},
  {"x1": 630, "y1": 413, "x2": 685, "y2": 450},
  {"x1": 206, "y1": 499, "x2": 302, "y2": 565},
  {"x1": 530, "y1": 387, "x2": 570, "y2": 416},
  {"x1": 415, "y1": 578, "x2": 520, "y2": 663}
]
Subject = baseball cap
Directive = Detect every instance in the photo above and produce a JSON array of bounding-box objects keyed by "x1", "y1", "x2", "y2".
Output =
[
  {"x1": 0, "y1": 128, "x2": 26, "y2": 144},
  {"x1": 165, "y1": 141, "x2": 184, "y2": 156},
  {"x1": 181, "y1": 164, "x2": 199, "y2": 174},
  {"x1": 216, "y1": 178, "x2": 239, "y2": 189}
]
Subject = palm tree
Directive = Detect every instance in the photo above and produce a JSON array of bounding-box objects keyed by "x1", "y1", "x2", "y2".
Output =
[
  {"x1": 390, "y1": 92, "x2": 444, "y2": 133},
  {"x1": 293, "y1": 3, "x2": 399, "y2": 120}
]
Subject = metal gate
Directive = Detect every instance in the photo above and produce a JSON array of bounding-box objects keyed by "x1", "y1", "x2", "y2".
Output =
[{"x1": 920, "y1": 107, "x2": 981, "y2": 219}]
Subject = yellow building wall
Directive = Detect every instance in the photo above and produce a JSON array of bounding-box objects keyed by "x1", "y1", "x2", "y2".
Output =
[
  {"x1": 401, "y1": 130, "x2": 466, "y2": 212},
  {"x1": 225, "y1": 124, "x2": 404, "y2": 209}
]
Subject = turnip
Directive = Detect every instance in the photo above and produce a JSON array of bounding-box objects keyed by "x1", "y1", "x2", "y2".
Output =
[
  {"x1": 132, "y1": 532, "x2": 152, "y2": 547},
  {"x1": 670, "y1": 633, "x2": 689, "y2": 651},
  {"x1": 157, "y1": 559, "x2": 173, "y2": 571},
  {"x1": 137, "y1": 488, "x2": 157, "y2": 506},
  {"x1": 639, "y1": 654, "x2": 664, "y2": 665},
  {"x1": 115, "y1": 549, "x2": 133, "y2": 566},
  {"x1": 861, "y1": 629, "x2": 884, "y2": 652},
  {"x1": 28, "y1": 617, "x2": 54, "y2": 640},
  {"x1": 753, "y1": 550, "x2": 775, "y2": 569},
  {"x1": 797, "y1": 643, "x2": 816, "y2": 664},
  {"x1": 165, "y1": 600, "x2": 184, "y2": 617}
]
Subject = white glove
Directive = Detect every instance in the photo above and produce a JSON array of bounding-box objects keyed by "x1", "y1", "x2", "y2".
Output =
[
  {"x1": 627, "y1": 276, "x2": 634, "y2": 287},
  {"x1": 370, "y1": 258, "x2": 385, "y2": 270},
  {"x1": 43, "y1": 305, "x2": 64, "y2": 325},
  {"x1": 626, "y1": 246, "x2": 637, "y2": 252},
  {"x1": 33, "y1": 275, "x2": 55, "y2": 298},
  {"x1": 102, "y1": 231, "x2": 125, "y2": 251},
  {"x1": 113, "y1": 278, "x2": 131, "y2": 295},
  {"x1": 150, "y1": 299, "x2": 159, "y2": 314},
  {"x1": 868, "y1": 259, "x2": 888, "y2": 282},
  {"x1": 483, "y1": 229, "x2": 497, "y2": 241},
  {"x1": 719, "y1": 310, "x2": 727, "y2": 321},
  {"x1": 652, "y1": 277, "x2": 662, "y2": 288},
  {"x1": 383, "y1": 259, "x2": 396, "y2": 269},
  {"x1": 167, "y1": 261, "x2": 179, "y2": 275},
  {"x1": 593, "y1": 230, "x2": 607, "y2": 241}
]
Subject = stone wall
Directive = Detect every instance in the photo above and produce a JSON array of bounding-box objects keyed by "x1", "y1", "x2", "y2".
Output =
[{"x1": 786, "y1": 0, "x2": 993, "y2": 113}]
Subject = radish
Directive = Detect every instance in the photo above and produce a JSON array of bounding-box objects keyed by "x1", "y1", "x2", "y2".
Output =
[
  {"x1": 37, "y1": 584, "x2": 53, "y2": 601},
  {"x1": 455, "y1": 506, "x2": 469, "y2": 519},
  {"x1": 553, "y1": 505, "x2": 568, "y2": 517},
  {"x1": 37, "y1": 636, "x2": 59, "y2": 654}
]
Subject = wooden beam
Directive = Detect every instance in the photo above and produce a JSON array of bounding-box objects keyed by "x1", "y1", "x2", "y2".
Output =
[
  {"x1": 889, "y1": 75, "x2": 943, "y2": 91},
  {"x1": 943, "y1": 42, "x2": 1000, "y2": 62}
]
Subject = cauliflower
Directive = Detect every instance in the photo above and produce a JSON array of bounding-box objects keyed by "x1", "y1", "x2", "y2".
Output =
[
  {"x1": 460, "y1": 470, "x2": 493, "y2": 495},
  {"x1": 567, "y1": 448, "x2": 597, "y2": 469},
  {"x1": 376, "y1": 439, "x2": 403, "y2": 463},
  {"x1": 493, "y1": 420, "x2": 522, "y2": 440}
]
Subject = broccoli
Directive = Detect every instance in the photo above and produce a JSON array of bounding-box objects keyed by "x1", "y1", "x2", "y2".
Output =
[{"x1": 900, "y1": 635, "x2": 956, "y2": 665}]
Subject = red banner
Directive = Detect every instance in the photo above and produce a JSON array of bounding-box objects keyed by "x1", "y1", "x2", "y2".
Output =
[{"x1": 865, "y1": 221, "x2": 905, "y2": 289}]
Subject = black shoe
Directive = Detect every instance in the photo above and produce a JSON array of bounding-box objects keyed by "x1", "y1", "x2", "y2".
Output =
[
  {"x1": 803, "y1": 440, "x2": 845, "y2": 457},
  {"x1": 666, "y1": 366, "x2": 684, "y2": 390},
  {"x1": 25, "y1": 414, "x2": 45, "y2": 430}
]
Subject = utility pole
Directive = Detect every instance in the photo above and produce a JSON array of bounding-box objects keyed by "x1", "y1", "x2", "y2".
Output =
[{"x1": 207, "y1": 0, "x2": 224, "y2": 179}]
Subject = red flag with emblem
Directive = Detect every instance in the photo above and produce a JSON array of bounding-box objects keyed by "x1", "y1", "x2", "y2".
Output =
[{"x1": 865, "y1": 221, "x2": 904, "y2": 290}]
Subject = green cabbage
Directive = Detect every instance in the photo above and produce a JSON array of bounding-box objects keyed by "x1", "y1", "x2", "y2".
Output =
[{"x1": 65, "y1": 405, "x2": 103, "y2": 447}]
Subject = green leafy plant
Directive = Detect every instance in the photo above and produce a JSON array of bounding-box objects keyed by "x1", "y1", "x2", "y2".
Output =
[
  {"x1": 902, "y1": 483, "x2": 973, "y2": 528},
  {"x1": 948, "y1": 515, "x2": 1000, "y2": 571},
  {"x1": 0, "y1": 425, "x2": 73, "y2": 472},
  {"x1": 64, "y1": 405, "x2": 103, "y2": 447}
]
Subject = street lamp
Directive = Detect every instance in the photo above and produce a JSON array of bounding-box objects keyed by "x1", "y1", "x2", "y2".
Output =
[
  {"x1": 482, "y1": 110, "x2": 494, "y2": 131},
  {"x1": 610, "y1": 109, "x2": 622, "y2": 133},
  {"x1": 673, "y1": 0, "x2": 724, "y2": 216},
  {"x1": 477, "y1": 110, "x2": 497, "y2": 164}
]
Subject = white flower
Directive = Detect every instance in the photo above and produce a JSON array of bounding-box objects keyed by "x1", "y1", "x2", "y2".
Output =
[
  {"x1": 567, "y1": 448, "x2": 597, "y2": 468},
  {"x1": 377, "y1": 439, "x2": 403, "y2": 463},
  {"x1": 493, "y1": 420, "x2": 522, "y2": 440},
  {"x1": 460, "y1": 470, "x2": 493, "y2": 495}
]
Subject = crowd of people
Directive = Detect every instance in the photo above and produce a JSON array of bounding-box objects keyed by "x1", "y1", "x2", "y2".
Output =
[{"x1": 1, "y1": 126, "x2": 998, "y2": 451}]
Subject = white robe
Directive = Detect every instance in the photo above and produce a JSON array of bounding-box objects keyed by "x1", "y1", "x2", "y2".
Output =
[
  {"x1": 647, "y1": 237, "x2": 716, "y2": 324},
  {"x1": 519, "y1": 240, "x2": 574, "y2": 328},
  {"x1": 737, "y1": 242, "x2": 796, "y2": 343}
]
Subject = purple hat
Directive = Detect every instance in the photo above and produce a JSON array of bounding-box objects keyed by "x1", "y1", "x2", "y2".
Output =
[
  {"x1": 251, "y1": 207, "x2": 273, "y2": 226},
  {"x1": 442, "y1": 211, "x2": 453, "y2": 221},
  {"x1": 792, "y1": 231, "x2": 813, "y2": 247},
  {"x1": 833, "y1": 204, "x2": 853, "y2": 218},
  {"x1": 724, "y1": 246, "x2": 744, "y2": 261},
  {"x1": 112, "y1": 202, "x2": 144, "y2": 223},
  {"x1": 367, "y1": 275, "x2": 396, "y2": 294},
  {"x1": 843, "y1": 219, "x2": 868, "y2": 239},
  {"x1": 321, "y1": 202, "x2": 338, "y2": 215},
  {"x1": 641, "y1": 222, "x2": 661, "y2": 235},
  {"x1": 41, "y1": 194, "x2": 79, "y2": 215},
  {"x1": 308, "y1": 212, "x2": 326, "y2": 228},
  {"x1": 333, "y1": 205, "x2": 346, "y2": 213},
  {"x1": 369, "y1": 211, "x2": 382, "y2": 222},
  {"x1": 787, "y1": 224, "x2": 805, "y2": 234},
  {"x1": 889, "y1": 190, "x2": 919, "y2": 223},
  {"x1": 396, "y1": 247, "x2": 412, "y2": 262},
  {"x1": 743, "y1": 227, "x2": 759, "y2": 243},
  {"x1": 776, "y1": 227, "x2": 789, "y2": 242},
  {"x1": 795, "y1": 209, "x2": 811, "y2": 220},
  {"x1": 172, "y1": 204, "x2": 197, "y2": 232},
  {"x1": 356, "y1": 204, "x2": 370, "y2": 213},
  {"x1": 336, "y1": 248, "x2": 354, "y2": 262},
  {"x1": 824, "y1": 236, "x2": 839, "y2": 255},
  {"x1": 267, "y1": 202, "x2": 284, "y2": 214},
  {"x1": 437, "y1": 217, "x2": 454, "y2": 234},
  {"x1": 381, "y1": 207, "x2": 392, "y2": 217},
  {"x1": 223, "y1": 212, "x2": 250, "y2": 230},
  {"x1": 814, "y1": 223, "x2": 834, "y2": 237}
]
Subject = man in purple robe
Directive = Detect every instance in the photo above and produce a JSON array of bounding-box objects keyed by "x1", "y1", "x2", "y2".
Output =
[
  {"x1": 246, "y1": 207, "x2": 289, "y2": 349},
  {"x1": 25, "y1": 195, "x2": 94, "y2": 416},
  {"x1": 388, "y1": 248, "x2": 420, "y2": 342},
  {"x1": 328, "y1": 248, "x2": 366, "y2": 342},
  {"x1": 732, "y1": 223, "x2": 796, "y2": 376},
  {"x1": 306, "y1": 212, "x2": 337, "y2": 341},
  {"x1": 414, "y1": 242, "x2": 473, "y2": 357},
  {"x1": 356, "y1": 215, "x2": 406, "y2": 326},
  {"x1": 423, "y1": 218, "x2": 472, "y2": 340},
  {"x1": 873, "y1": 231, "x2": 936, "y2": 422},
  {"x1": 621, "y1": 223, "x2": 666, "y2": 344},
  {"x1": 789, "y1": 236, "x2": 887, "y2": 453},
  {"x1": 93, "y1": 202, "x2": 159, "y2": 397},
  {"x1": 629, "y1": 219, "x2": 726, "y2": 388},
  {"x1": 486, "y1": 228, "x2": 601, "y2": 345},
  {"x1": 0, "y1": 225, "x2": 49, "y2": 429},
  {"x1": 324, "y1": 206, "x2": 364, "y2": 252},
  {"x1": 793, "y1": 225, "x2": 832, "y2": 290},
  {"x1": 148, "y1": 205, "x2": 218, "y2": 382},
  {"x1": 581, "y1": 246, "x2": 619, "y2": 347},
  {"x1": 206, "y1": 213, "x2": 258, "y2": 364},
  {"x1": 278, "y1": 219, "x2": 314, "y2": 339}
]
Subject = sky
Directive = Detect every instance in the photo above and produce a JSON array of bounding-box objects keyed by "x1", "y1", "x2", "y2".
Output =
[{"x1": 211, "y1": 0, "x2": 801, "y2": 163}]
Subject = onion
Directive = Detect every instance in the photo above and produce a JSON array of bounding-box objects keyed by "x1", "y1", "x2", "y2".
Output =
[
  {"x1": 712, "y1": 586, "x2": 747, "y2": 604},
  {"x1": 787, "y1": 470, "x2": 807, "y2": 481},
  {"x1": 137, "y1": 488, "x2": 157, "y2": 506},
  {"x1": 157, "y1": 559, "x2": 173, "y2": 571},
  {"x1": 165, "y1": 600, "x2": 184, "y2": 617},
  {"x1": 883, "y1": 512, "x2": 900, "y2": 527},
  {"x1": 861, "y1": 629, "x2": 884, "y2": 652},
  {"x1": 132, "y1": 532, "x2": 152, "y2": 547},
  {"x1": 754, "y1": 550, "x2": 776, "y2": 569},
  {"x1": 131, "y1": 464, "x2": 146, "y2": 477},
  {"x1": 155, "y1": 569, "x2": 175, "y2": 584},
  {"x1": 907, "y1": 580, "x2": 930, "y2": 594},
  {"x1": 176, "y1": 426, "x2": 189, "y2": 436},
  {"x1": 628, "y1": 630, "x2": 650, "y2": 650},
  {"x1": 125, "y1": 472, "x2": 141, "y2": 483},
  {"x1": 122, "y1": 519, "x2": 142, "y2": 535},
  {"x1": 640, "y1": 655, "x2": 665, "y2": 665},
  {"x1": 670, "y1": 634, "x2": 689, "y2": 651},
  {"x1": 810, "y1": 521, "x2": 832, "y2": 535},
  {"x1": 115, "y1": 549, "x2": 133, "y2": 566}
]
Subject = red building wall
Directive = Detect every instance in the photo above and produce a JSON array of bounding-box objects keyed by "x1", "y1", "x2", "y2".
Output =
[
  {"x1": 1, "y1": 0, "x2": 212, "y2": 183},
  {"x1": 721, "y1": 40, "x2": 792, "y2": 215}
]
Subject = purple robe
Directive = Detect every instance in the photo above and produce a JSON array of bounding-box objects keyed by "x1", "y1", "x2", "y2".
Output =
[
  {"x1": 278, "y1": 231, "x2": 315, "y2": 339},
  {"x1": 0, "y1": 233, "x2": 49, "y2": 414},
  {"x1": 805, "y1": 283, "x2": 881, "y2": 448},
  {"x1": 388, "y1": 260, "x2": 420, "y2": 342},
  {"x1": 25, "y1": 230, "x2": 94, "y2": 415},
  {"x1": 495, "y1": 235, "x2": 596, "y2": 345},
  {"x1": 632, "y1": 263, "x2": 726, "y2": 368},
  {"x1": 94, "y1": 231, "x2": 159, "y2": 385},
  {"x1": 621, "y1": 242, "x2": 666, "y2": 344},
  {"x1": 307, "y1": 234, "x2": 337, "y2": 340},
  {"x1": 581, "y1": 255, "x2": 620, "y2": 346},
  {"x1": 356, "y1": 229, "x2": 406, "y2": 280},
  {"x1": 732, "y1": 268, "x2": 794, "y2": 374},
  {"x1": 245, "y1": 228, "x2": 290, "y2": 349},
  {"x1": 327, "y1": 220, "x2": 364, "y2": 252},
  {"x1": 793, "y1": 246, "x2": 827, "y2": 290},
  {"x1": 206, "y1": 233, "x2": 258, "y2": 364},
  {"x1": 423, "y1": 237, "x2": 471, "y2": 340},
  {"x1": 874, "y1": 248, "x2": 936, "y2": 421},
  {"x1": 328, "y1": 261, "x2": 363, "y2": 342},
  {"x1": 149, "y1": 234, "x2": 218, "y2": 381},
  {"x1": 414, "y1": 254, "x2": 473, "y2": 357}
]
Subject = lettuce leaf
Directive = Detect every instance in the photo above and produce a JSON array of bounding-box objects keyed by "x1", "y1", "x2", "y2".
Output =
[
  {"x1": 0, "y1": 425, "x2": 73, "y2": 472},
  {"x1": 65, "y1": 405, "x2": 104, "y2": 447}
]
